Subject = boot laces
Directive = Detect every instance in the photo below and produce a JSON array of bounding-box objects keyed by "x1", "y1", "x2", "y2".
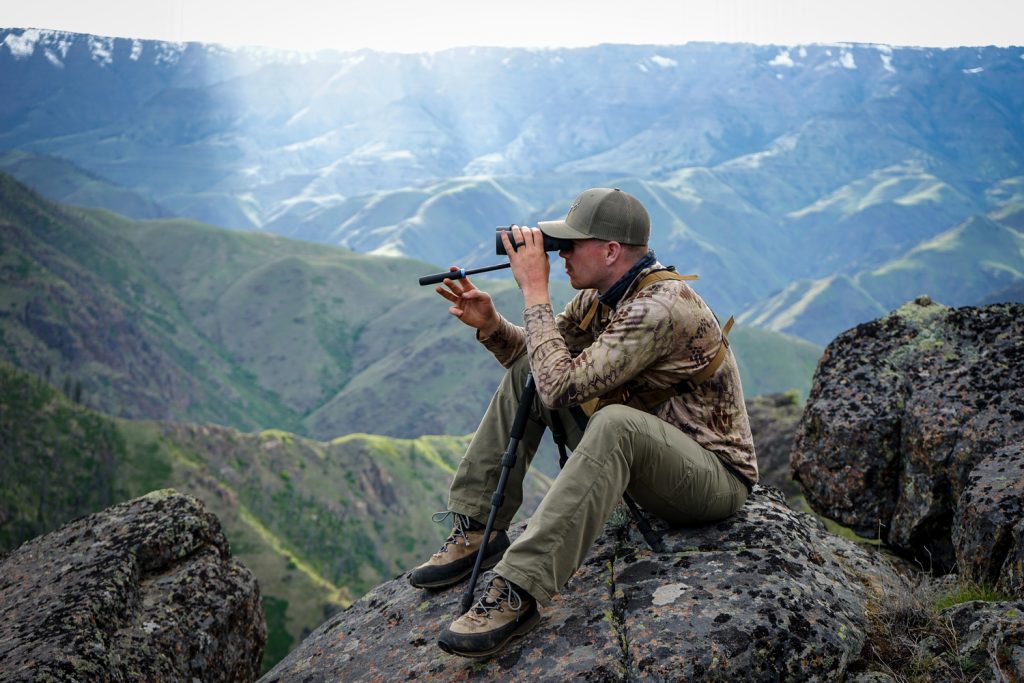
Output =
[
  {"x1": 465, "y1": 572, "x2": 523, "y2": 625},
  {"x1": 430, "y1": 510, "x2": 474, "y2": 555}
]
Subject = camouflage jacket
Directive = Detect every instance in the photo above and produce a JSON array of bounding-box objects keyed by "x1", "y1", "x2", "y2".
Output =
[{"x1": 481, "y1": 262, "x2": 758, "y2": 485}]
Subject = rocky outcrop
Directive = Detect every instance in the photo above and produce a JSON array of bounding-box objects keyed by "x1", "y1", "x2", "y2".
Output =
[
  {"x1": 792, "y1": 298, "x2": 1024, "y2": 584},
  {"x1": 942, "y1": 599, "x2": 1024, "y2": 680},
  {"x1": 261, "y1": 486, "x2": 905, "y2": 682},
  {"x1": 954, "y1": 446, "x2": 1024, "y2": 597},
  {"x1": 0, "y1": 489, "x2": 266, "y2": 682}
]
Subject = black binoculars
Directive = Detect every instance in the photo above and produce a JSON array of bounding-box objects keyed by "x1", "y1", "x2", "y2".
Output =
[
  {"x1": 495, "y1": 226, "x2": 574, "y2": 256},
  {"x1": 418, "y1": 226, "x2": 577, "y2": 286}
]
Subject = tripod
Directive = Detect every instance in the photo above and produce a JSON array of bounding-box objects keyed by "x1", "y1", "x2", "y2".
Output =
[{"x1": 459, "y1": 372, "x2": 665, "y2": 614}]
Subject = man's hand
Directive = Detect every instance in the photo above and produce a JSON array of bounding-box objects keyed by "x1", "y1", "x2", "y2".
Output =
[
  {"x1": 436, "y1": 268, "x2": 501, "y2": 337},
  {"x1": 502, "y1": 226, "x2": 551, "y2": 308}
]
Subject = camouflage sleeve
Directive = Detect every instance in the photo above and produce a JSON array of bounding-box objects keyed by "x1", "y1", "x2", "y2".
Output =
[
  {"x1": 524, "y1": 296, "x2": 675, "y2": 408},
  {"x1": 479, "y1": 314, "x2": 528, "y2": 368},
  {"x1": 554, "y1": 291, "x2": 596, "y2": 357}
]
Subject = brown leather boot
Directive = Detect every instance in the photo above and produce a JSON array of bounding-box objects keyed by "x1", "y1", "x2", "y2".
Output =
[
  {"x1": 437, "y1": 574, "x2": 540, "y2": 658},
  {"x1": 408, "y1": 512, "x2": 510, "y2": 589}
]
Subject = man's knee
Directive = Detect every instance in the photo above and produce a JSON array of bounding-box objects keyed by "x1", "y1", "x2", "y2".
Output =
[
  {"x1": 504, "y1": 353, "x2": 531, "y2": 383},
  {"x1": 496, "y1": 354, "x2": 532, "y2": 397},
  {"x1": 579, "y1": 404, "x2": 649, "y2": 455},
  {"x1": 587, "y1": 404, "x2": 644, "y2": 432}
]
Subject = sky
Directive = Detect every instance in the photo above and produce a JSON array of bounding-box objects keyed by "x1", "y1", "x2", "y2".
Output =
[{"x1": 1, "y1": 0, "x2": 1022, "y2": 52}]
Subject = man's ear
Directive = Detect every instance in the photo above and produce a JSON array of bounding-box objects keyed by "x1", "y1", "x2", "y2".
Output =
[{"x1": 604, "y1": 241, "x2": 622, "y2": 265}]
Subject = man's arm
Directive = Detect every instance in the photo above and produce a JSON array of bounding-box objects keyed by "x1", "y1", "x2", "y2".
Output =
[
  {"x1": 525, "y1": 297, "x2": 672, "y2": 408},
  {"x1": 499, "y1": 226, "x2": 674, "y2": 408},
  {"x1": 434, "y1": 266, "x2": 528, "y2": 367}
]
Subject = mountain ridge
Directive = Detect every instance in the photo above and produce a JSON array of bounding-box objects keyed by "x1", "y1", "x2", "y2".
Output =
[
  {"x1": 739, "y1": 208, "x2": 1024, "y2": 343},
  {"x1": 0, "y1": 171, "x2": 822, "y2": 439},
  {"x1": 0, "y1": 359, "x2": 541, "y2": 672},
  {"x1": 3, "y1": 28, "x2": 1022, "y2": 323}
]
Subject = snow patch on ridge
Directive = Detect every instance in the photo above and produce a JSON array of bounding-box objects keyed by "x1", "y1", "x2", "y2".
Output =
[
  {"x1": 3, "y1": 29, "x2": 79, "y2": 65},
  {"x1": 155, "y1": 41, "x2": 186, "y2": 66},
  {"x1": 651, "y1": 55, "x2": 677, "y2": 68},
  {"x1": 89, "y1": 36, "x2": 115, "y2": 66},
  {"x1": 769, "y1": 50, "x2": 794, "y2": 67},
  {"x1": 3, "y1": 29, "x2": 41, "y2": 58}
]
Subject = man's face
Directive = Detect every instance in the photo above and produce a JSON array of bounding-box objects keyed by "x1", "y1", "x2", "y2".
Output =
[{"x1": 559, "y1": 239, "x2": 611, "y2": 291}]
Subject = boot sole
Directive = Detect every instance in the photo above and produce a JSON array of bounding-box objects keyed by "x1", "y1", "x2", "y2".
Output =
[
  {"x1": 437, "y1": 609, "x2": 541, "y2": 658},
  {"x1": 409, "y1": 550, "x2": 504, "y2": 589}
]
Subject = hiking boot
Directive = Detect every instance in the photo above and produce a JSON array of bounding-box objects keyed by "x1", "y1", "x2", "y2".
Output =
[
  {"x1": 437, "y1": 574, "x2": 540, "y2": 658},
  {"x1": 408, "y1": 512, "x2": 511, "y2": 589}
]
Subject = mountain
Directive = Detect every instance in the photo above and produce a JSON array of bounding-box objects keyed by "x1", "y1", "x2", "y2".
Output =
[
  {"x1": 0, "y1": 171, "x2": 820, "y2": 439},
  {"x1": 2, "y1": 29, "x2": 1023, "y2": 323},
  {"x1": 0, "y1": 149, "x2": 173, "y2": 219},
  {"x1": 0, "y1": 361, "x2": 557, "y2": 671},
  {"x1": 0, "y1": 361, "x2": 342, "y2": 671},
  {"x1": 738, "y1": 208, "x2": 1024, "y2": 344}
]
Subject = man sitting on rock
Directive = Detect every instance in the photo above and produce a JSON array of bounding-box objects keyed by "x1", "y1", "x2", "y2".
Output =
[{"x1": 409, "y1": 187, "x2": 757, "y2": 658}]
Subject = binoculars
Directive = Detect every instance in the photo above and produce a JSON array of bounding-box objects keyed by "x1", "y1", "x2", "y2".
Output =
[
  {"x1": 495, "y1": 226, "x2": 574, "y2": 256},
  {"x1": 418, "y1": 226, "x2": 576, "y2": 286}
]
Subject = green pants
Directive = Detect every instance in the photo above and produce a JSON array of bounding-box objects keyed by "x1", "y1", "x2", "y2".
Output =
[{"x1": 448, "y1": 355, "x2": 748, "y2": 606}]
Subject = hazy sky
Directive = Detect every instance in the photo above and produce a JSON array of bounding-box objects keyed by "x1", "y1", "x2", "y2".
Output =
[{"x1": 2, "y1": 0, "x2": 1022, "y2": 52}]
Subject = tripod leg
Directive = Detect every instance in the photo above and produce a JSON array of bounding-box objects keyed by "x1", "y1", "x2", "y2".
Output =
[
  {"x1": 460, "y1": 374, "x2": 541, "y2": 614},
  {"x1": 549, "y1": 410, "x2": 570, "y2": 470}
]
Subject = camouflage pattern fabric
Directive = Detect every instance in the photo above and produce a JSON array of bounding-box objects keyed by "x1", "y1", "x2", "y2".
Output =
[{"x1": 481, "y1": 261, "x2": 758, "y2": 485}]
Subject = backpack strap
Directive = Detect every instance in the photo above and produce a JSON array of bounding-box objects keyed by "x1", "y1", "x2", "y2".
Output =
[
  {"x1": 579, "y1": 270, "x2": 698, "y2": 331},
  {"x1": 629, "y1": 315, "x2": 735, "y2": 410}
]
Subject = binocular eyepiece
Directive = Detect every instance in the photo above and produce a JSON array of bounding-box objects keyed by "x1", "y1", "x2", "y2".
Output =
[{"x1": 495, "y1": 226, "x2": 574, "y2": 256}]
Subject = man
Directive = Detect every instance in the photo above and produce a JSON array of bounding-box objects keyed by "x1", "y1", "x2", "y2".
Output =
[{"x1": 409, "y1": 187, "x2": 757, "y2": 658}]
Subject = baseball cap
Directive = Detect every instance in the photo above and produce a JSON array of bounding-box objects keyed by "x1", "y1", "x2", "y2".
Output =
[{"x1": 538, "y1": 188, "x2": 650, "y2": 245}]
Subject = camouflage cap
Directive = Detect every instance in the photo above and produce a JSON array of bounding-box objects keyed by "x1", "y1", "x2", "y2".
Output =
[{"x1": 538, "y1": 188, "x2": 650, "y2": 245}]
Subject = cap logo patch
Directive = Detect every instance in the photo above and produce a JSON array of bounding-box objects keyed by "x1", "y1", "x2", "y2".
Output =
[{"x1": 567, "y1": 197, "x2": 582, "y2": 218}]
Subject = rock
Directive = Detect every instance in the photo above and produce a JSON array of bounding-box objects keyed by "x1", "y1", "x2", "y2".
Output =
[
  {"x1": 0, "y1": 489, "x2": 266, "y2": 682},
  {"x1": 746, "y1": 392, "x2": 804, "y2": 497},
  {"x1": 954, "y1": 446, "x2": 1024, "y2": 597},
  {"x1": 791, "y1": 299, "x2": 1024, "y2": 575},
  {"x1": 942, "y1": 600, "x2": 1024, "y2": 681},
  {"x1": 260, "y1": 486, "x2": 904, "y2": 682}
]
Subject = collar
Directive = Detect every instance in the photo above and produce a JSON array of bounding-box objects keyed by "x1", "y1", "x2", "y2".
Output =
[{"x1": 598, "y1": 250, "x2": 657, "y2": 309}]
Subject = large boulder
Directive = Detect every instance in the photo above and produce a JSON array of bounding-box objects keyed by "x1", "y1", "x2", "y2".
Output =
[
  {"x1": 260, "y1": 486, "x2": 904, "y2": 682},
  {"x1": 791, "y1": 298, "x2": 1024, "y2": 578},
  {"x1": 954, "y1": 446, "x2": 1024, "y2": 597},
  {"x1": 0, "y1": 489, "x2": 266, "y2": 682}
]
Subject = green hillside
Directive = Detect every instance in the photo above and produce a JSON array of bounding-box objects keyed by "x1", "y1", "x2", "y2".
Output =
[
  {"x1": 738, "y1": 208, "x2": 1024, "y2": 345},
  {"x1": 729, "y1": 325, "x2": 821, "y2": 399},
  {"x1": 860, "y1": 215, "x2": 1024, "y2": 310},
  {"x1": 0, "y1": 171, "x2": 819, "y2": 439},
  {"x1": 0, "y1": 362, "x2": 554, "y2": 671},
  {"x1": 0, "y1": 150, "x2": 171, "y2": 220}
]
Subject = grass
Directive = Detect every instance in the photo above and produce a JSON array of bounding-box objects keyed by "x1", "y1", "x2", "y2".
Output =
[
  {"x1": 790, "y1": 494, "x2": 882, "y2": 546},
  {"x1": 857, "y1": 576, "x2": 1012, "y2": 682},
  {"x1": 931, "y1": 580, "x2": 1013, "y2": 612}
]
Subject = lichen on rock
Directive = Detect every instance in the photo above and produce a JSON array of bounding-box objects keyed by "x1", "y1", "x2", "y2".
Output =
[
  {"x1": 260, "y1": 486, "x2": 904, "y2": 682},
  {"x1": 792, "y1": 300, "x2": 1024, "y2": 582},
  {"x1": 0, "y1": 489, "x2": 266, "y2": 682}
]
